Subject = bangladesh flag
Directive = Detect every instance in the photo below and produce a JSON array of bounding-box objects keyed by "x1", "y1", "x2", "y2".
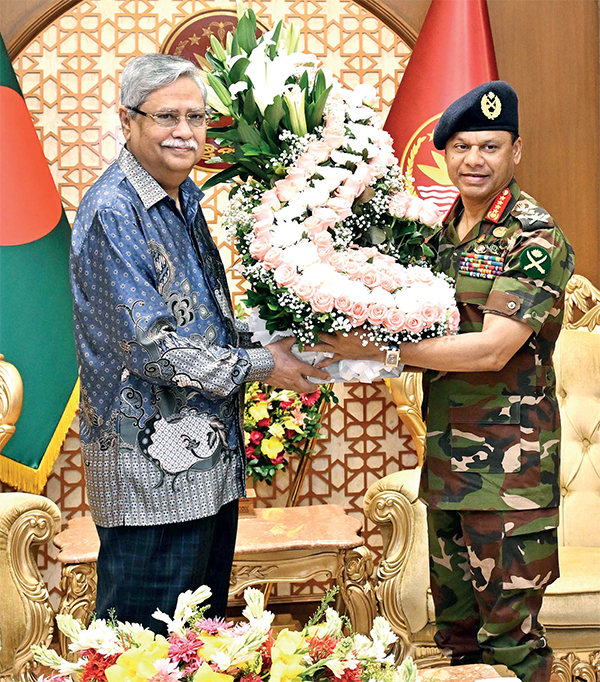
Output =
[{"x1": 0, "y1": 33, "x2": 79, "y2": 493}]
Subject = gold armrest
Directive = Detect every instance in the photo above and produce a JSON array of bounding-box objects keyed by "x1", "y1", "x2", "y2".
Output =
[{"x1": 385, "y1": 372, "x2": 426, "y2": 465}]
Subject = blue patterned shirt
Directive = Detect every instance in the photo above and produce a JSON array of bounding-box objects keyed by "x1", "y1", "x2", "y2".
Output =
[{"x1": 70, "y1": 147, "x2": 273, "y2": 527}]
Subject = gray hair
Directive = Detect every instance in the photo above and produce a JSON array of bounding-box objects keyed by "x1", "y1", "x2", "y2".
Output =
[{"x1": 120, "y1": 54, "x2": 207, "y2": 115}]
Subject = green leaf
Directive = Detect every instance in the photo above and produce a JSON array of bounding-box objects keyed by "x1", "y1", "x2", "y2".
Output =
[
  {"x1": 264, "y1": 96, "x2": 285, "y2": 130},
  {"x1": 238, "y1": 157, "x2": 270, "y2": 181},
  {"x1": 313, "y1": 69, "x2": 327, "y2": 101},
  {"x1": 307, "y1": 84, "x2": 331, "y2": 131},
  {"x1": 299, "y1": 70, "x2": 309, "y2": 91},
  {"x1": 368, "y1": 225, "x2": 387, "y2": 245},
  {"x1": 236, "y1": 11, "x2": 257, "y2": 53},
  {"x1": 201, "y1": 164, "x2": 242, "y2": 191},
  {"x1": 229, "y1": 57, "x2": 250, "y2": 83},
  {"x1": 238, "y1": 117, "x2": 262, "y2": 146},
  {"x1": 242, "y1": 87, "x2": 259, "y2": 123},
  {"x1": 268, "y1": 20, "x2": 283, "y2": 59}
]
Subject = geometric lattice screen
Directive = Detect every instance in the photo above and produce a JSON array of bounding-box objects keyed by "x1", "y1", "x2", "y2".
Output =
[{"x1": 3, "y1": 0, "x2": 416, "y2": 606}]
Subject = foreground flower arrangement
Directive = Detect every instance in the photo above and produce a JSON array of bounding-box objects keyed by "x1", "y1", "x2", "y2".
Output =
[
  {"x1": 244, "y1": 382, "x2": 331, "y2": 484},
  {"x1": 33, "y1": 586, "x2": 418, "y2": 682},
  {"x1": 203, "y1": 5, "x2": 459, "y2": 364}
]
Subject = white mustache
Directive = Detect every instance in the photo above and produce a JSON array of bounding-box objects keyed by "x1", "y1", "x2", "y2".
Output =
[{"x1": 161, "y1": 138, "x2": 199, "y2": 150}]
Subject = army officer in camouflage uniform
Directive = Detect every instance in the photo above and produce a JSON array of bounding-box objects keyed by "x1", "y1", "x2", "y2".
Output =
[{"x1": 314, "y1": 81, "x2": 575, "y2": 682}]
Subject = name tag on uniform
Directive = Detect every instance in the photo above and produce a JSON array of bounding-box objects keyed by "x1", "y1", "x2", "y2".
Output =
[{"x1": 458, "y1": 252, "x2": 504, "y2": 279}]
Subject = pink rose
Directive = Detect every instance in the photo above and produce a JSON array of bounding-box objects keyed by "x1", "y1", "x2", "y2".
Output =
[
  {"x1": 312, "y1": 231, "x2": 333, "y2": 249},
  {"x1": 253, "y1": 221, "x2": 272, "y2": 238},
  {"x1": 327, "y1": 196, "x2": 353, "y2": 220},
  {"x1": 379, "y1": 272, "x2": 396, "y2": 292},
  {"x1": 252, "y1": 206, "x2": 274, "y2": 224},
  {"x1": 296, "y1": 155, "x2": 319, "y2": 175},
  {"x1": 317, "y1": 245, "x2": 335, "y2": 261},
  {"x1": 306, "y1": 141, "x2": 331, "y2": 163},
  {"x1": 342, "y1": 178, "x2": 365, "y2": 197},
  {"x1": 343, "y1": 259, "x2": 362, "y2": 278},
  {"x1": 350, "y1": 301, "x2": 369, "y2": 326},
  {"x1": 405, "y1": 197, "x2": 427, "y2": 221},
  {"x1": 304, "y1": 216, "x2": 327, "y2": 236},
  {"x1": 406, "y1": 311, "x2": 426, "y2": 333},
  {"x1": 288, "y1": 167, "x2": 309, "y2": 182},
  {"x1": 414, "y1": 268, "x2": 435, "y2": 284},
  {"x1": 419, "y1": 203, "x2": 443, "y2": 226},
  {"x1": 324, "y1": 131, "x2": 345, "y2": 149},
  {"x1": 361, "y1": 265, "x2": 381, "y2": 289},
  {"x1": 312, "y1": 207, "x2": 339, "y2": 229},
  {"x1": 448, "y1": 307, "x2": 461, "y2": 332},
  {"x1": 388, "y1": 192, "x2": 412, "y2": 218},
  {"x1": 328, "y1": 252, "x2": 346, "y2": 271},
  {"x1": 249, "y1": 235, "x2": 271, "y2": 260},
  {"x1": 261, "y1": 189, "x2": 281, "y2": 211},
  {"x1": 295, "y1": 280, "x2": 316, "y2": 301},
  {"x1": 384, "y1": 308, "x2": 406, "y2": 332},
  {"x1": 335, "y1": 293, "x2": 354, "y2": 314},
  {"x1": 367, "y1": 302, "x2": 389, "y2": 326},
  {"x1": 263, "y1": 247, "x2": 285, "y2": 269},
  {"x1": 274, "y1": 178, "x2": 296, "y2": 202},
  {"x1": 336, "y1": 184, "x2": 359, "y2": 201},
  {"x1": 274, "y1": 263, "x2": 300, "y2": 288},
  {"x1": 421, "y1": 303, "x2": 443, "y2": 325},
  {"x1": 353, "y1": 162, "x2": 375, "y2": 186},
  {"x1": 311, "y1": 291, "x2": 335, "y2": 313}
]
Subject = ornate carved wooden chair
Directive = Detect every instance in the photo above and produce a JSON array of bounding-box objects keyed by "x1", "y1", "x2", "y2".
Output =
[
  {"x1": 364, "y1": 275, "x2": 600, "y2": 682},
  {"x1": 0, "y1": 492, "x2": 61, "y2": 682}
]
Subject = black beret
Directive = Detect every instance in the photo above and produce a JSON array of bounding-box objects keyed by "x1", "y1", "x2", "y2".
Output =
[{"x1": 433, "y1": 81, "x2": 519, "y2": 150}]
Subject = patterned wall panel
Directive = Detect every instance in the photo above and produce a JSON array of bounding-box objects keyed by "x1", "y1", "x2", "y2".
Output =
[{"x1": 1, "y1": 0, "x2": 416, "y2": 607}]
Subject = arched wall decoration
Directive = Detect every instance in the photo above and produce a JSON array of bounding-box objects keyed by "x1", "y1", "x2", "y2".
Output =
[{"x1": 2, "y1": 0, "x2": 418, "y2": 606}]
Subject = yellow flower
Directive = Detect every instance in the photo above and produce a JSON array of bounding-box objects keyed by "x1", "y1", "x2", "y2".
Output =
[
  {"x1": 249, "y1": 401, "x2": 270, "y2": 422},
  {"x1": 193, "y1": 662, "x2": 235, "y2": 682},
  {"x1": 269, "y1": 629, "x2": 307, "y2": 682},
  {"x1": 197, "y1": 634, "x2": 232, "y2": 660},
  {"x1": 105, "y1": 634, "x2": 169, "y2": 682},
  {"x1": 268, "y1": 422, "x2": 285, "y2": 439},
  {"x1": 262, "y1": 436, "x2": 284, "y2": 459},
  {"x1": 283, "y1": 418, "x2": 303, "y2": 434}
]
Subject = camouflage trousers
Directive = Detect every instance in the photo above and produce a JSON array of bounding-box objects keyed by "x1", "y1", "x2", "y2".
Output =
[{"x1": 427, "y1": 507, "x2": 559, "y2": 682}]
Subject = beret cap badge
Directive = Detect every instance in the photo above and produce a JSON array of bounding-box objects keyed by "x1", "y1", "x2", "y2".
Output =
[{"x1": 481, "y1": 91, "x2": 502, "y2": 120}]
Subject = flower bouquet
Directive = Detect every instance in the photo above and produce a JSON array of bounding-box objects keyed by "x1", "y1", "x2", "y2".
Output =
[
  {"x1": 203, "y1": 5, "x2": 459, "y2": 381},
  {"x1": 244, "y1": 382, "x2": 330, "y2": 485},
  {"x1": 33, "y1": 585, "x2": 419, "y2": 682}
]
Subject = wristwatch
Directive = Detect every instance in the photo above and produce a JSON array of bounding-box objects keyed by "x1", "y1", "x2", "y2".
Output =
[{"x1": 384, "y1": 343, "x2": 401, "y2": 368}]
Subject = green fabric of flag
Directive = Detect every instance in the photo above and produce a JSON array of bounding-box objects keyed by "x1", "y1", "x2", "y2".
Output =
[{"x1": 0, "y1": 32, "x2": 79, "y2": 493}]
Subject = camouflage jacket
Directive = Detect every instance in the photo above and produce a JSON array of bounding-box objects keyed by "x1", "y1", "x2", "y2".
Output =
[{"x1": 420, "y1": 179, "x2": 575, "y2": 511}]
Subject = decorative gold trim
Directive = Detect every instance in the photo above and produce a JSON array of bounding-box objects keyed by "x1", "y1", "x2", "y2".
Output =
[
  {"x1": 0, "y1": 494, "x2": 61, "y2": 680},
  {"x1": 385, "y1": 374, "x2": 426, "y2": 465},
  {"x1": 57, "y1": 562, "x2": 98, "y2": 661},
  {"x1": 0, "y1": 354, "x2": 23, "y2": 452},
  {"x1": 551, "y1": 651, "x2": 600, "y2": 682},
  {"x1": 563, "y1": 274, "x2": 600, "y2": 330},
  {"x1": 339, "y1": 545, "x2": 377, "y2": 635},
  {"x1": 6, "y1": 0, "x2": 83, "y2": 59}
]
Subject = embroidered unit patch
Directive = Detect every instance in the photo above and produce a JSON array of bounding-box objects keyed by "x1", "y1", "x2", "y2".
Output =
[
  {"x1": 520, "y1": 246, "x2": 552, "y2": 276},
  {"x1": 459, "y1": 252, "x2": 504, "y2": 279}
]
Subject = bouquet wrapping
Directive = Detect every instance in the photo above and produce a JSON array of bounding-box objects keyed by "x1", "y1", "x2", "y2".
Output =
[{"x1": 204, "y1": 6, "x2": 459, "y2": 382}]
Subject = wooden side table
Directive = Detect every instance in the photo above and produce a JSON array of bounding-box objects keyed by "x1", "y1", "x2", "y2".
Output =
[{"x1": 53, "y1": 504, "x2": 377, "y2": 658}]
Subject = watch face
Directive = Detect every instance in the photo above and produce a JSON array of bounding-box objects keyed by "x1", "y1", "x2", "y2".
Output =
[{"x1": 385, "y1": 349, "x2": 400, "y2": 368}]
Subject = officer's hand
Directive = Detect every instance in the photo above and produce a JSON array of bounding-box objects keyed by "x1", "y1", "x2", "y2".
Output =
[{"x1": 265, "y1": 337, "x2": 331, "y2": 393}]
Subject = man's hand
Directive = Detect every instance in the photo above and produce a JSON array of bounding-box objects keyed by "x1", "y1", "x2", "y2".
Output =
[
  {"x1": 264, "y1": 337, "x2": 331, "y2": 393},
  {"x1": 308, "y1": 330, "x2": 385, "y2": 368}
]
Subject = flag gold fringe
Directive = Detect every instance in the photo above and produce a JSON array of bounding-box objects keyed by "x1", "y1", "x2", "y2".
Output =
[{"x1": 0, "y1": 379, "x2": 79, "y2": 494}]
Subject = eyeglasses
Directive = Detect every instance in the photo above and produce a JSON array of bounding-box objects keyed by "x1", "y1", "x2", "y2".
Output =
[{"x1": 128, "y1": 106, "x2": 211, "y2": 128}]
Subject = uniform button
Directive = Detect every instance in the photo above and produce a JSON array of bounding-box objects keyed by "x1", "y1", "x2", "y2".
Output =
[{"x1": 507, "y1": 301, "x2": 517, "y2": 310}]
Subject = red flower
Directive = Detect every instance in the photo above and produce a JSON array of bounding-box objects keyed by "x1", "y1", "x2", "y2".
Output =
[
  {"x1": 339, "y1": 666, "x2": 362, "y2": 682},
  {"x1": 250, "y1": 430, "x2": 263, "y2": 444},
  {"x1": 272, "y1": 453, "x2": 285, "y2": 465},
  {"x1": 280, "y1": 400, "x2": 294, "y2": 410},
  {"x1": 308, "y1": 635, "x2": 340, "y2": 661},
  {"x1": 240, "y1": 675, "x2": 263, "y2": 682},
  {"x1": 257, "y1": 417, "x2": 271, "y2": 427},
  {"x1": 300, "y1": 388, "x2": 321, "y2": 406},
  {"x1": 285, "y1": 429, "x2": 297, "y2": 439},
  {"x1": 80, "y1": 651, "x2": 120, "y2": 682},
  {"x1": 245, "y1": 445, "x2": 257, "y2": 459},
  {"x1": 256, "y1": 393, "x2": 266, "y2": 400},
  {"x1": 260, "y1": 633, "x2": 275, "y2": 670}
]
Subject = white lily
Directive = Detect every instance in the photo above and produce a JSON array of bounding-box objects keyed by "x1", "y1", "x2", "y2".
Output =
[
  {"x1": 245, "y1": 42, "x2": 297, "y2": 113},
  {"x1": 283, "y1": 83, "x2": 308, "y2": 137},
  {"x1": 55, "y1": 613, "x2": 84, "y2": 645},
  {"x1": 153, "y1": 585, "x2": 212, "y2": 636},
  {"x1": 31, "y1": 644, "x2": 84, "y2": 675}
]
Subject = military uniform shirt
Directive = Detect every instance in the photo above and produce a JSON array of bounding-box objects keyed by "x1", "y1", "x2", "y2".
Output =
[
  {"x1": 420, "y1": 179, "x2": 575, "y2": 512},
  {"x1": 71, "y1": 147, "x2": 274, "y2": 527}
]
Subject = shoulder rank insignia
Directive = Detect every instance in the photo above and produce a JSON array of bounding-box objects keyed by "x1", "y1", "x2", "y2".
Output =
[
  {"x1": 512, "y1": 198, "x2": 551, "y2": 226},
  {"x1": 486, "y1": 188, "x2": 511, "y2": 223},
  {"x1": 520, "y1": 246, "x2": 552, "y2": 276}
]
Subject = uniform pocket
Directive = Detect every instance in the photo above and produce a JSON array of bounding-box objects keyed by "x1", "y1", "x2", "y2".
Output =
[{"x1": 449, "y1": 395, "x2": 523, "y2": 474}]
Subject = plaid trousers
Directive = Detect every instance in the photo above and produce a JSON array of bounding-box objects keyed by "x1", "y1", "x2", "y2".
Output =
[{"x1": 95, "y1": 499, "x2": 238, "y2": 632}]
